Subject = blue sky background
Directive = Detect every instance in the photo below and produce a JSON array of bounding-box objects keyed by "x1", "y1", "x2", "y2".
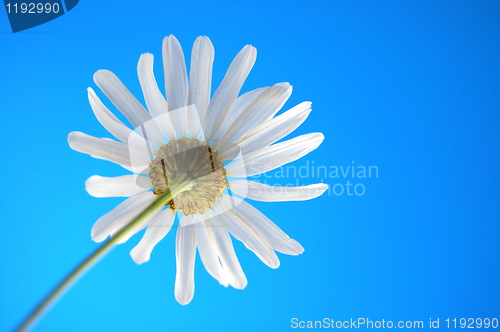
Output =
[{"x1": 1, "y1": 1, "x2": 499, "y2": 331}]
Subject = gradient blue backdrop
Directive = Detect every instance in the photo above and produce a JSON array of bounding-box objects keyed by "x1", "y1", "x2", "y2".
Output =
[{"x1": 1, "y1": 1, "x2": 499, "y2": 331}]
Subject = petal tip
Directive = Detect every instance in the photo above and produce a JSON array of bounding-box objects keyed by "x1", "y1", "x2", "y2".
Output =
[
  {"x1": 94, "y1": 69, "x2": 108, "y2": 78},
  {"x1": 130, "y1": 249, "x2": 149, "y2": 265},
  {"x1": 175, "y1": 292, "x2": 194, "y2": 305},
  {"x1": 91, "y1": 232, "x2": 107, "y2": 243},
  {"x1": 234, "y1": 280, "x2": 248, "y2": 290},
  {"x1": 67, "y1": 131, "x2": 82, "y2": 147}
]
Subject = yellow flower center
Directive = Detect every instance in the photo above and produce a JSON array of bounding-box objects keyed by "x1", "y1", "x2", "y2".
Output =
[{"x1": 149, "y1": 138, "x2": 226, "y2": 215}]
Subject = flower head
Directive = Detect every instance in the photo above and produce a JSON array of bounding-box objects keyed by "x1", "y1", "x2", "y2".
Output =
[{"x1": 68, "y1": 35, "x2": 327, "y2": 305}]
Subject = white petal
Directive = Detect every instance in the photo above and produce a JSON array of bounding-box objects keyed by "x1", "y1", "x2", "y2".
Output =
[
  {"x1": 111, "y1": 206, "x2": 163, "y2": 245},
  {"x1": 137, "y1": 53, "x2": 176, "y2": 140},
  {"x1": 204, "y1": 215, "x2": 247, "y2": 289},
  {"x1": 88, "y1": 90, "x2": 155, "y2": 154},
  {"x1": 227, "y1": 133, "x2": 324, "y2": 177},
  {"x1": 68, "y1": 131, "x2": 150, "y2": 171},
  {"x1": 175, "y1": 222, "x2": 197, "y2": 305},
  {"x1": 87, "y1": 88, "x2": 150, "y2": 151},
  {"x1": 94, "y1": 70, "x2": 164, "y2": 147},
  {"x1": 221, "y1": 101, "x2": 312, "y2": 159},
  {"x1": 94, "y1": 70, "x2": 150, "y2": 128},
  {"x1": 203, "y1": 45, "x2": 257, "y2": 141},
  {"x1": 210, "y1": 87, "x2": 268, "y2": 147},
  {"x1": 218, "y1": 209, "x2": 279, "y2": 268},
  {"x1": 217, "y1": 83, "x2": 292, "y2": 148},
  {"x1": 130, "y1": 209, "x2": 176, "y2": 264},
  {"x1": 188, "y1": 36, "x2": 214, "y2": 127},
  {"x1": 163, "y1": 35, "x2": 189, "y2": 138},
  {"x1": 228, "y1": 180, "x2": 328, "y2": 202},
  {"x1": 85, "y1": 175, "x2": 151, "y2": 198},
  {"x1": 167, "y1": 105, "x2": 189, "y2": 139},
  {"x1": 232, "y1": 199, "x2": 304, "y2": 255},
  {"x1": 186, "y1": 105, "x2": 203, "y2": 139},
  {"x1": 163, "y1": 35, "x2": 188, "y2": 111},
  {"x1": 91, "y1": 191, "x2": 156, "y2": 243},
  {"x1": 195, "y1": 219, "x2": 228, "y2": 286},
  {"x1": 137, "y1": 53, "x2": 167, "y2": 118},
  {"x1": 87, "y1": 88, "x2": 133, "y2": 143}
]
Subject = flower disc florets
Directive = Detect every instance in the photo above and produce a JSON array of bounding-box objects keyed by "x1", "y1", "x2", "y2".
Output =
[{"x1": 149, "y1": 138, "x2": 226, "y2": 215}]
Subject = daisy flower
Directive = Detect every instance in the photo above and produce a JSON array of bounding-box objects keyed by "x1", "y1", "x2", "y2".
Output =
[{"x1": 68, "y1": 35, "x2": 327, "y2": 305}]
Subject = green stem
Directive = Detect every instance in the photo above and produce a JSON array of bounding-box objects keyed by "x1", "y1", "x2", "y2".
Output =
[{"x1": 15, "y1": 183, "x2": 190, "y2": 332}]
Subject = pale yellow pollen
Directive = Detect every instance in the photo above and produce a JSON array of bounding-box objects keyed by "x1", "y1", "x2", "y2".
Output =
[{"x1": 149, "y1": 138, "x2": 226, "y2": 215}]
